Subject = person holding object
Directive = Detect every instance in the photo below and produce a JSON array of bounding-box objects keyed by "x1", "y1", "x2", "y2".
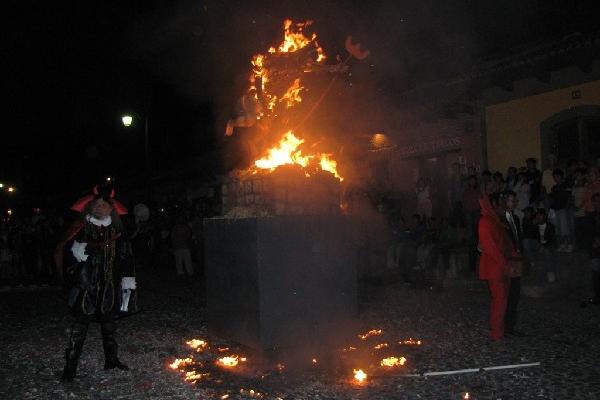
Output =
[
  {"x1": 478, "y1": 194, "x2": 517, "y2": 342},
  {"x1": 54, "y1": 184, "x2": 134, "y2": 382}
]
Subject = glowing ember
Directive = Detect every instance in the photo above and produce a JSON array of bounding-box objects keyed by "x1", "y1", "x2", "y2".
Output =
[
  {"x1": 217, "y1": 356, "x2": 240, "y2": 368},
  {"x1": 342, "y1": 346, "x2": 357, "y2": 352},
  {"x1": 276, "y1": 363, "x2": 285, "y2": 371},
  {"x1": 217, "y1": 347, "x2": 230, "y2": 352},
  {"x1": 169, "y1": 357, "x2": 193, "y2": 370},
  {"x1": 240, "y1": 388, "x2": 263, "y2": 398},
  {"x1": 184, "y1": 370, "x2": 210, "y2": 383},
  {"x1": 353, "y1": 369, "x2": 367, "y2": 384},
  {"x1": 463, "y1": 393, "x2": 470, "y2": 399},
  {"x1": 373, "y1": 343, "x2": 389, "y2": 350},
  {"x1": 380, "y1": 356, "x2": 407, "y2": 367},
  {"x1": 221, "y1": 395, "x2": 230, "y2": 400},
  {"x1": 312, "y1": 358, "x2": 318, "y2": 364},
  {"x1": 399, "y1": 338, "x2": 422, "y2": 345},
  {"x1": 358, "y1": 329, "x2": 383, "y2": 340},
  {"x1": 186, "y1": 339, "x2": 208, "y2": 350}
]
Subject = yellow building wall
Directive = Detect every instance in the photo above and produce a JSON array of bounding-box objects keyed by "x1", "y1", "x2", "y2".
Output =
[{"x1": 485, "y1": 80, "x2": 600, "y2": 172}]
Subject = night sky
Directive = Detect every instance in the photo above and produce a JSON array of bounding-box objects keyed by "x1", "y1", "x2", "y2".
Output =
[{"x1": 4, "y1": 0, "x2": 598, "y2": 205}]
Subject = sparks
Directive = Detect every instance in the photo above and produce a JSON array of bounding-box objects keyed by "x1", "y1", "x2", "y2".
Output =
[{"x1": 373, "y1": 343, "x2": 389, "y2": 350}]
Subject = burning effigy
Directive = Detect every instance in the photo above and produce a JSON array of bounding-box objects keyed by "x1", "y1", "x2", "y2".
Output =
[{"x1": 222, "y1": 19, "x2": 369, "y2": 218}]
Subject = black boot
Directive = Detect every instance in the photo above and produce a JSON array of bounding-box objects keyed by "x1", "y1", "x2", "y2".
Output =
[
  {"x1": 101, "y1": 321, "x2": 129, "y2": 370},
  {"x1": 60, "y1": 321, "x2": 88, "y2": 382}
]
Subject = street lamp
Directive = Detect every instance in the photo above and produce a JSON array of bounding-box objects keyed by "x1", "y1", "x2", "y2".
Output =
[
  {"x1": 121, "y1": 115, "x2": 133, "y2": 127},
  {"x1": 121, "y1": 112, "x2": 150, "y2": 179}
]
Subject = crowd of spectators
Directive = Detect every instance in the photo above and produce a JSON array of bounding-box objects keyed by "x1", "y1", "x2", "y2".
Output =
[
  {"x1": 0, "y1": 198, "x2": 220, "y2": 288},
  {"x1": 382, "y1": 156, "x2": 600, "y2": 299}
]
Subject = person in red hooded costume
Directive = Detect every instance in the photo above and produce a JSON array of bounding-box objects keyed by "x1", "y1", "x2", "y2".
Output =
[{"x1": 478, "y1": 194, "x2": 515, "y2": 342}]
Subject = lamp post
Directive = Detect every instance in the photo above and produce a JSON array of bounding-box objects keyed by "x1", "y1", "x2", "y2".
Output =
[{"x1": 121, "y1": 113, "x2": 150, "y2": 179}]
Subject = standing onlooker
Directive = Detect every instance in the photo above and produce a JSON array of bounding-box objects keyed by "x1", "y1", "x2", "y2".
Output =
[
  {"x1": 415, "y1": 178, "x2": 432, "y2": 221},
  {"x1": 171, "y1": 215, "x2": 194, "y2": 276},
  {"x1": 523, "y1": 209, "x2": 557, "y2": 283},
  {"x1": 525, "y1": 158, "x2": 542, "y2": 206},
  {"x1": 549, "y1": 169, "x2": 573, "y2": 252},
  {"x1": 478, "y1": 194, "x2": 513, "y2": 342},
  {"x1": 462, "y1": 175, "x2": 481, "y2": 272},
  {"x1": 587, "y1": 193, "x2": 600, "y2": 304},
  {"x1": 482, "y1": 170, "x2": 495, "y2": 195},
  {"x1": 505, "y1": 167, "x2": 518, "y2": 191},
  {"x1": 492, "y1": 171, "x2": 506, "y2": 194},
  {"x1": 513, "y1": 172, "x2": 530, "y2": 222},
  {"x1": 583, "y1": 167, "x2": 600, "y2": 214},
  {"x1": 502, "y1": 191, "x2": 525, "y2": 336},
  {"x1": 572, "y1": 168, "x2": 588, "y2": 249}
]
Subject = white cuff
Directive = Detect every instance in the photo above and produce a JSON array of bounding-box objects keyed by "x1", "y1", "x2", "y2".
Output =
[
  {"x1": 71, "y1": 241, "x2": 89, "y2": 262},
  {"x1": 121, "y1": 277, "x2": 137, "y2": 290}
]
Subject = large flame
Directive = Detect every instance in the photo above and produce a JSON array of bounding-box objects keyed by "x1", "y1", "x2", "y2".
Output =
[
  {"x1": 253, "y1": 131, "x2": 343, "y2": 180},
  {"x1": 244, "y1": 20, "x2": 343, "y2": 182}
]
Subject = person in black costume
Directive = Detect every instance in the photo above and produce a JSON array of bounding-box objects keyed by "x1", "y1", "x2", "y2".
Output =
[
  {"x1": 54, "y1": 184, "x2": 135, "y2": 382},
  {"x1": 501, "y1": 191, "x2": 525, "y2": 336}
]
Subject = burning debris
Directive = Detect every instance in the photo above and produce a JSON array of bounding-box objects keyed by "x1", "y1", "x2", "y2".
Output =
[
  {"x1": 216, "y1": 355, "x2": 245, "y2": 368},
  {"x1": 184, "y1": 370, "x2": 210, "y2": 384},
  {"x1": 168, "y1": 325, "x2": 421, "y2": 396},
  {"x1": 380, "y1": 356, "x2": 407, "y2": 367},
  {"x1": 352, "y1": 369, "x2": 368, "y2": 385},
  {"x1": 399, "y1": 338, "x2": 422, "y2": 346},
  {"x1": 358, "y1": 329, "x2": 382, "y2": 340},
  {"x1": 186, "y1": 339, "x2": 208, "y2": 351},
  {"x1": 169, "y1": 357, "x2": 193, "y2": 370}
]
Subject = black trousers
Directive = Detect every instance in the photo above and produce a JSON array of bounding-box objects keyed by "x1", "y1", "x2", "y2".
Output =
[
  {"x1": 505, "y1": 276, "x2": 521, "y2": 333},
  {"x1": 68, "y1": 312, "x2": 119, "y2": 361}
]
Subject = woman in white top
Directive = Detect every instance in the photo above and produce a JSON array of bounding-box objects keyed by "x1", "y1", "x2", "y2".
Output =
[{"x1": 513, "y1": 172, "x2": 530, "y2": 223}]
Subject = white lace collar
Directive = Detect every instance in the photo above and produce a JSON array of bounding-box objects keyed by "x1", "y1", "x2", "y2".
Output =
[{"x1": 86, "y1": 214, "x2": 112, "y2": 227}]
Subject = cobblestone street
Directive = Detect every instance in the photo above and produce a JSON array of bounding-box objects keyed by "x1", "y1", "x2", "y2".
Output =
[{"x1": 1, "y1": 273, "x2": 599, "y2": 400}]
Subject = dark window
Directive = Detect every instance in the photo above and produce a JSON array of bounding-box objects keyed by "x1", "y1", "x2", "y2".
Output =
[
  {"x1": 587, "y1": 118, "x2": 600, "y2": 159},
  {"x1": 552, "y1": 120, "x2": 579, "y2": 163}
]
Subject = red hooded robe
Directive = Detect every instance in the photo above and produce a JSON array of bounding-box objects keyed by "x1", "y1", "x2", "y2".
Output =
[{"x1": 478, "y1": 196, "x2": 512, "y2": 281}]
